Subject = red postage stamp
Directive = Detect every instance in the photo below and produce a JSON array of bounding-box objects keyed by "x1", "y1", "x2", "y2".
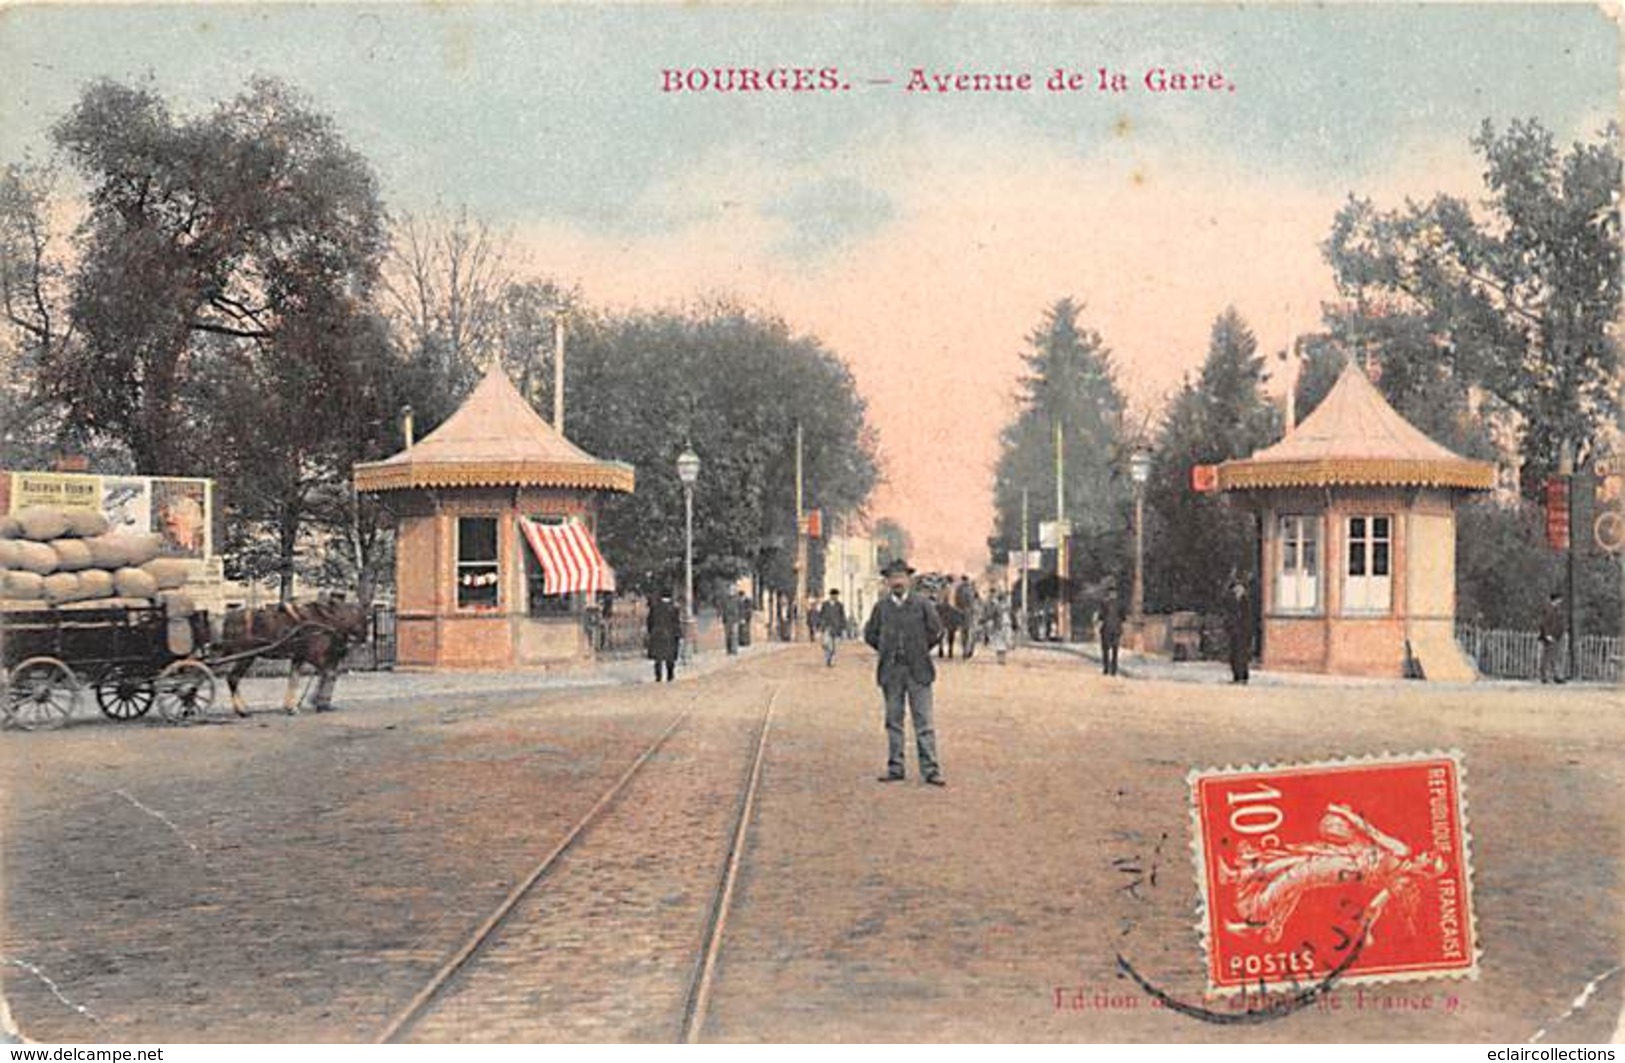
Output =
[{"x1": 1189, "y1": 751, "x2": 1477, "y2": 993}]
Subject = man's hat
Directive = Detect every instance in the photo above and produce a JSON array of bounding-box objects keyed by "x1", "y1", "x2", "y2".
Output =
[{"x1": 880, "y1": 558, "x2": 916, "y2": 577}]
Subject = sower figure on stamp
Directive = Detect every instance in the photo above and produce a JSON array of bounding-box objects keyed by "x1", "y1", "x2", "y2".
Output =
[
  {"x1": 1098, "y1": 578, "x2": 1123, "y2": 676},
  {"x1": 1538, "y1": 590, "x2": 1567, "y2": 684},
  {"x1": 864, "y1": 558, "x2": 946, "y2": 787},
  {"x1": 647, "y1": 589, "x2": 681, "y2": 682},
  {"x1": 818, "y1": 588, "x2": 847, "y2": 667}
]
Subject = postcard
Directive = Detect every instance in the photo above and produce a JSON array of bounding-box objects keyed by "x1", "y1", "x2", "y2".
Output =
[{"x1": 0, "y1": 1, "x2": 1620, "y2": 1046}]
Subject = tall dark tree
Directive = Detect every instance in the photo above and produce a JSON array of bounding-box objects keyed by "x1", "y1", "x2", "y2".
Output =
[
  {"x1": 1144, "y1": 308, "x2": 1281, "y2": 613},
  {"x1": 871, "y1": 517, "x2": 912, "y2": 567},
  {"x1": 30, "y1": 78, "x2": 390, "y2": 598},
  {"x1": 45, "y1": 77, "x2": 387, "y2": 478},
  {"x1": 0, "y1": 165, "x2": 70, "y2": 468},
  {"x1": 991, "y1": 299, "x2": 1130, "y2": 590},
  {"x1": 564, "y1": 301, "x2": 879, "y2": 597},
  {"x1": 376, "y1": 206, "x2": 513, "y2": 431},
  {"x1": 1323, "y1": 119, "x2": 1620, "y2": 490},
  {"x1": 1292, "y1": 306, "x2": 1498, "y2": 463}
]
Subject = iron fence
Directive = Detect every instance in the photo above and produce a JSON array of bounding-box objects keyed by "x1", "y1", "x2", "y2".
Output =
[
  {"x1": 599, "y1": 604, "x2": 648, "y2": 658},
  {"x1": 1454, "y1": 624, "x2": 1622, "y2": 683}
]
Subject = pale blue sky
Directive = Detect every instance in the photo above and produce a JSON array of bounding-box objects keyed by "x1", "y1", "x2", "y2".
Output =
[{"x1": 1, "y1": 3, "x2": 1615, "y2": 244}]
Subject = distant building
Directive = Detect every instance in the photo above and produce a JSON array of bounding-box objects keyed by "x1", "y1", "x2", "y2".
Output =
[{"x1": 822, "y1": 530, "x2": 882, "y2": 625}]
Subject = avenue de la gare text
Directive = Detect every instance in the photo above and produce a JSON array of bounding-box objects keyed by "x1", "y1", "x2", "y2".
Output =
[{"x1": 658, "y1": 65, "x2": 1234, "y2": 94}]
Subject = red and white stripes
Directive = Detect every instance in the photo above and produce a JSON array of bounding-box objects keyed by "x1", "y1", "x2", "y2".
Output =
[{"x1": 518, "y1": 517, "x2": 611, "y2": 596}]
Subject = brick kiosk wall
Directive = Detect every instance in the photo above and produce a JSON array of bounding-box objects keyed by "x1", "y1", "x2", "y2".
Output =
[
  {"x1": 1254, "y1": 486, "x2": 1463, "y2": 677},
  {"x1": 1262, "y1": 616, "x2": 1329, "y2": 671},
  {"x1": 387, "y1": 487, "x2": 599, "y2": 670}
]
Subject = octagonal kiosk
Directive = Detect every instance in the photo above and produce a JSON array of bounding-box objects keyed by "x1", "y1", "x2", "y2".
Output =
[
  {"x1": 353, "y1": 368, "x2": 635, "y2": 670},
  {"x1": 1216, "y1": 364, "x2": 1495, "y2": 679}
]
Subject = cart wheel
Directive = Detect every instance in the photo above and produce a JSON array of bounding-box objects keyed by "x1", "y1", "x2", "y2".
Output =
[
  {"x1": 4, "y1": 657, "x2": 79, "y2": 731},
  {"x1": 94, "y1": 665, "x2": 156, "y2": 721},
  {"x1": 156, "y1": 660, "x2": 218, "y2": 725}
]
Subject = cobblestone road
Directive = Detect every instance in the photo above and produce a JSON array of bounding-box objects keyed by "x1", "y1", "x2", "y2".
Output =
[{"x1": 2, "y1": 643, "x2": 1620, "y2": 1042}]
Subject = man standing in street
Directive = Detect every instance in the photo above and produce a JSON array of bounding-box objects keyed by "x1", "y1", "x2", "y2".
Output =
[
  {"x1": 864, "y1": 559, "x2": 946, "y2": 787},
  {"x1": 737, "y1": 590, "x2": 753, "y2": 648},
  {"x1": 1226, "y1": 573, "x2": 1253, "y2": 685},
  {"x1": 1539, "y1": 590, "x2": 1567, "y2": 684},
  {"x1": 647, "y1": 589, "x2": 681, "y2": 682},
  {"x1": 818, "y1": 588, "x2": 847, "y2": 667},
  {"x1": 1098, "y1": 579, "x2": 1123, "y2": 676},
  {"x1": 721, "y1": 588, "x2": 741, "y2": 656}
]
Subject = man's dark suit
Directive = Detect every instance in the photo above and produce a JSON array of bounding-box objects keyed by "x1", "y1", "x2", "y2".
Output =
[{"x1": 864, "y1": 592, "x2": 944, "y2": 780}]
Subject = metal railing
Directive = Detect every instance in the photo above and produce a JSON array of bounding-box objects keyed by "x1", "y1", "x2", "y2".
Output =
[
  {"x1": 598, "y1": 605, "x2": 648, "y2": 658},
  {"x1": 1454, "y1": 624, "x2": 1622, "y2": 683}
]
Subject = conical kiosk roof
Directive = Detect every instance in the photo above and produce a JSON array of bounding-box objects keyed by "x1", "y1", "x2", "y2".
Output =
[
  {"x1": 1218, "y1": 364, "x2": 1494, "y2": 491},
  {"x1": 354, "y1": 368, "x2": 635, "y2": 494}
]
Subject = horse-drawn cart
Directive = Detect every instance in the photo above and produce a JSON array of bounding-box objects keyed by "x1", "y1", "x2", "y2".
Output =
[{"x1": 1, "y1": 603, "x2": 218, "y2": 730}]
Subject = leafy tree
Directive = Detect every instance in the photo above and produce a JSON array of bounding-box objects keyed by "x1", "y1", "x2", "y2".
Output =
[
  {"x1": 498, "y1": 278, "x2": 583, "y2": 412},
  {"x1": 377, "y1": 206, "x2": 513, "y2": 431},
  {"x1": 991, "y1": 299, "x2": 1130, "y2": 592},
  {"x1": 44, "y1": 78, "x2": 387, "y2": 478},
  {"x1": 195, "y1": 304, "x2": 401, "y2": 601},
  {"x1": 1293, "y1": 307, "x2": 1499, "y2": 463},
  {"x1": 0, "y1": 164, "x2": 128, "y2": 470},
  {"x1": 871, "y1": 517, "x2": 911, "y2": 567},
  {"x1": 1323, "y1": 119, "x2": 1620, "y2": 491},
  {"x1": 564, "y1": 301, "x2": 878, "y2": 598},
  {"x1": 24, "y1": 78, "x2": 390, "y2": 599},
  {"x1": 1144, "y1": 308, "x2": 1281, "y2": 613}
]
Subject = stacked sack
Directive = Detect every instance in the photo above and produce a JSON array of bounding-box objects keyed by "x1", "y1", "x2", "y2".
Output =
[{"x1": 0, "y1": 505, "x2": 198, "y2": 653}]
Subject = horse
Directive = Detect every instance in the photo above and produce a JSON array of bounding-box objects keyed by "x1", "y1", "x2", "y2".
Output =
[
  {"x1": 935, "y1": 578, "x2": 979, "y2": 660},
  {"x1": 216, "y1": 598, "x2": 369, "y2": 716},
  {"x1": 936, "y1": 600, "x2": 967, "y2": 658}
]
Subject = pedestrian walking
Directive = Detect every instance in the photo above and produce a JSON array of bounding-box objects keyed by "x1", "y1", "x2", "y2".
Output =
[
  {"x1": 721, "y1": 589, "x2": 741, "y2": 656},
  {"x1": 1539, "y1": 591, "x2": 1567, "y2": 684},
  {"x1": 647, "y1": 589, "x2": 681, "y2": 682},
  {"x1": 818, "y1": 588, "x2": 847, "y2": 667},
  {"x1": 863, "y1": 559, "x2": 946, "y2": 787},
  {"x1": 989, "y1": 591, "x2": 1014, "y2": 665},
  {"x1": 738, "y1": 591, "x2": 753, "y2": 648},
  {"x1": 1226, "y1": 573, "x2": 1253, "y2": 684},
  {"x1": 1099, "y1": 580, "x2": 1123, "y2": 676},
  {"x1": 807, "y1": 597, "x2": 821, "y2": 642}
]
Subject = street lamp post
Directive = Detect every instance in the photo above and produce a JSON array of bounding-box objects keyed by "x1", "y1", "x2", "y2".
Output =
[
  {"x1": 1129, "y1": 447, "x2": 1153, "y2": 636},
  {"x1": 677, "y1": 447, "x2": 701, "y2": 662}
]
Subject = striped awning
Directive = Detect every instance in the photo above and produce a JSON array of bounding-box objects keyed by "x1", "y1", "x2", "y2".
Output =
[{"x1": 519, "y1": 517, "x2": 610, "y2": 596}]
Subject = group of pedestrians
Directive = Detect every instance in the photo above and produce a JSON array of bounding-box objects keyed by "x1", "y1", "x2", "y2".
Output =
[{"x1": 1095, "y1": 572, "x2": 1254, "y2": 683}]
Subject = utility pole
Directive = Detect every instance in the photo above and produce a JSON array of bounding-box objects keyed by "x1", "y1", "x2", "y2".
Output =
[
  {"x1": 1055, "y1": 419, "x2": 1070, "y2": 642},
  {"x1": 794, "y1": 421, "x2": 807, "y2": 642},
  {"x1": 1021, "y1": 487, "x2": 1031, "y2": 643},
  {"x1": 1561, "y1": 440, "x2": 1578, "y2": 679},
  {"x1": 552, "y1": 310, "x2": 567, "y2": 432}
]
